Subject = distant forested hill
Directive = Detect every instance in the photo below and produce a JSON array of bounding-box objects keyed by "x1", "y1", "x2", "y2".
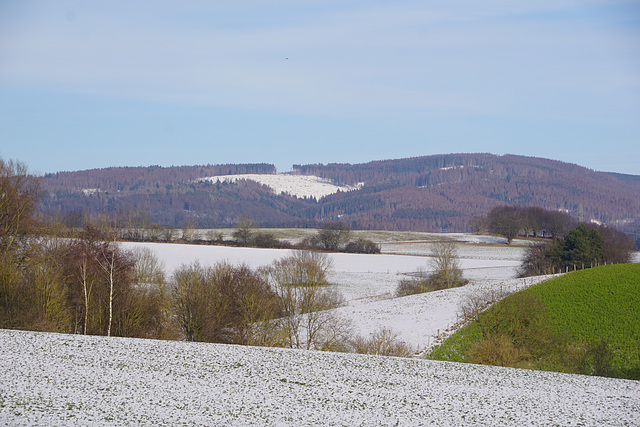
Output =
[{"x1": 38, "y1": 154, "x2": 640, "y2": 238}]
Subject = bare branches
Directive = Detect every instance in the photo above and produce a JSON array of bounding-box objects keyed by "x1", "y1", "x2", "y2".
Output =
[
  {"x1": 0, "y1": 158, "x2": 41, "y2": 259},
  {"x1": 262, "y1": 250, "x2": 348, "y2": 350},
  {"x1": 396, "y1": 241, "x2": 467, "y2": 297}
]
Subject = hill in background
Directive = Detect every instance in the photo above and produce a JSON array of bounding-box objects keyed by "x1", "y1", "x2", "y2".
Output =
[{"x1": 39, "y1": 153, "x2": 640, "y2": 238}]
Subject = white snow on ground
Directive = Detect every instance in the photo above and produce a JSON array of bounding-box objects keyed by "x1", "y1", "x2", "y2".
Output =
[
  {"x1": 199, "y1": 173, "x2": 363, "y2": 199},
  {"x1": 381, "y1": 241, "x2": 526, "y2": 260},
  {"x1": 121, "y1": 241, "x2": 523, "y2": 284},
  {"x1": 335, "y1": 276, "x2": 554, "y2": 354},
  {"x1": 120, "y1": 239, "x2": 640, "y2": 353},
  {"x1": 1, "y1": 329, "x2": 638, "y2": 426},
  {"x1": 120, "y1": 241, "x2": 524, "y2": 351}
]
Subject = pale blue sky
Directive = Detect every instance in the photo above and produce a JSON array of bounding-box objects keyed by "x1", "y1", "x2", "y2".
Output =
[{"x1": 1, "y1": 1, "x2": 639, "y2": 175}]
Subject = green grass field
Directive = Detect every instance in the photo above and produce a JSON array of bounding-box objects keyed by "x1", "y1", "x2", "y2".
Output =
[{"x1": 430, "y1": 264, "x2": 640, "y2": 379}]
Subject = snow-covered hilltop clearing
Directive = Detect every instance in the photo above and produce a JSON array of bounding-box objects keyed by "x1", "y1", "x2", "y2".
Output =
[
  {"x1": 1, "y1": 329, "x2": 638, "y2": 426},
  {"x1": 199, "y1": 173, "x2": 363, "y2": 199}
]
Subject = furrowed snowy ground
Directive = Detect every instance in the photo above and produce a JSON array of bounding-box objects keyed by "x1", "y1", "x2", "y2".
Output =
[
  {"x1": 334, "y1": 276, "x2": 553, "y2": 353},
  {"x1": 2, "y1": 329, "x2": 639, "y2": 426}
]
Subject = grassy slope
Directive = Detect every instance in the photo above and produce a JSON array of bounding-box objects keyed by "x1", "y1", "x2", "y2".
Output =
[
  {"x1": 430, "y1": 264, "x2": 640, "y2": 379},
  {"x1": 532, "y1": 265, "x2": 640, "y2": 356}
]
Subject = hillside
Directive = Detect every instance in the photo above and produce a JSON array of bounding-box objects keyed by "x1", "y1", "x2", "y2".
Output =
[
  {"x1": 39, "y1": 153, "x2": 640, "y2": 234},
  {"x1": 1, "y1": 329, "x2": 638, "y2": 425},
  {"x1": 430, "y1": 264, "x2": 640, "y2": 379}
]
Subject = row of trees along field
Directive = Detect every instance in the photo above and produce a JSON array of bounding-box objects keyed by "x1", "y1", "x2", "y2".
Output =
[
  {"x1": 472, "y1": 205, "x2": 635, "y2": 275},
  {"x1": 1, "y1": 159, "x2": 405, "y2": 355}
]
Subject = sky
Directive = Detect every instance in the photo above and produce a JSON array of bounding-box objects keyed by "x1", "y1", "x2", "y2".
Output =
[{"x1": 1, "y1": 1, "x2": 639, "y2": 176}]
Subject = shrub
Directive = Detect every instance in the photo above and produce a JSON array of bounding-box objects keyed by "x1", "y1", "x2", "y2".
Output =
[
  {"x1": 253, "y1": 232, "x2": 280, "y2": 248},
  {"x1": 169, "y1": 262, "x2": 279, "y2": 344},
  {"x1": 469, "y1": 333, "x2": 530, "y2": 367},
  {"x1": 395, "y1": 242, "x2": 468, "y2": 297},
  {"x1": 585, "y1": 339, "x2": 613, "y2": 377},
  {"x1": 317, "y1": 222, "x2": 351, "y2": 251},
  {"x1": 458, "y1": 287, "x2": 511, "y2": 322},
  {"x1": 395, "y1": 276, "x2": 426, "y2": 297},
  {"x1": 429, "y1": 241, "x2": 467, "y2": 289},
  {"x1": 344, "y1": 238, "x2": 381, "y2": 254},
  {"x1": 351, "y1": 328, "x2": 413, "y2": 357},
  {"x1": 476, "y1": 293, "x2": 555, "y2": 358}
]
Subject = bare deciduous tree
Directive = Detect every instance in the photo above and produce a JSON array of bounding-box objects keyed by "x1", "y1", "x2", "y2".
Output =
[
  {"x1": 468, "y1": 216, "x2": 486, "y2": 234},
  {"x1": 0, "y1": 158, "x2": 41, "y2": 260},
  {"x1": 95, "y1": 234, "x2": 134, "y2": 337},
  {"x1": 233, "y1": 216, "x2": 255, "y2": 246},
  {"x1": 161, "y1": 227, "x2": 175, "y2": 243},
  {"x1": 429, "y1": 241, "x2": 464, "y2": 289},
  {"x1": 181, "y1": 219, "x2": 198, "y2": 243},
  {"x1": 396, "y1": 241, "x2": 466, "y2": 296},
  {"x1": 263, "y1": 250, "x2": 348, "y2": 350},
  {"x1": 169, "y1": 261, "x2": 279, "y2": 344},
  {"x1": 317, "y1": 222, "x2": 351, "y2": 251},
  {"x1": 130, "y1": 247, "x2": 165, "y2": 286},
  {"x1": 488, "y1": 206, "x2": 522, "y2": 244}
]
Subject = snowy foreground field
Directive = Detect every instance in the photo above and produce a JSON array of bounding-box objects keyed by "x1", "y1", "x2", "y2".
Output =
[{"x1": 2, "y1": 329, "x2": 639, "y2": 426}]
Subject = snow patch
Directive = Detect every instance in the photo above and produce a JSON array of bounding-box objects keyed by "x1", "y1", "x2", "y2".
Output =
[
  {"x1": 199, "y1": 173, "x2": 363, "y2": 199},
  {"x1": 81, "y1": 188, "x2": 99, "y2": 195}
]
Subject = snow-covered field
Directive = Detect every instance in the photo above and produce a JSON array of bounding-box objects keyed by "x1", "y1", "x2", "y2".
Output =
[
  {"x1": 335, "y1": 276, "x2": 553, "y2": 353},
  {"x1": 2, "y1": 329, "x2": 639, "y2": 426},
  {"x1": 121, "y1": 239, "x2": 526, "y2": 350},
  {"x1": 199, "y1": 173, "x2": 363, "y2": 199},
  {"x1": 118, "y1": 239, "x2": 640, "y2": 351}
]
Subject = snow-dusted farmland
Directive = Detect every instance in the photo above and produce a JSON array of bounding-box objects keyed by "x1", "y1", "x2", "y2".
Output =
[
  {"x1": 2, "y1": 237, "x2": 639, "y2": 425},
  {"x1": 2, "y1": 329, "x2": 639, "y2": 426},
  {"x1": 119, "y1": 239, "x2": 537, "y2": 351},
  {"x1": 334, "y1": 276, "x2": 553, "y2": 353},
  {"x1": 121, "y1": 239, "x2": 529, "y2": 350},
  {"x1": 121, "y1": 239, "x2": 524, "y2": 297}
]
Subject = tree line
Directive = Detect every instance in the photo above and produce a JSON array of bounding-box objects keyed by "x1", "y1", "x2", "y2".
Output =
[
  {"x1": 470, "y1": 204, "x2": 635, "y2": 275},
  {"x1": 519, "y1": 224, "x2": 635, "y2": 276}
]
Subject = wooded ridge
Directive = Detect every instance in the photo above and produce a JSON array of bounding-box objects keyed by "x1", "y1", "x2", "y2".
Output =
[{"x1": 39, "y1": 153, "x2": 640, "y2": 238}]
